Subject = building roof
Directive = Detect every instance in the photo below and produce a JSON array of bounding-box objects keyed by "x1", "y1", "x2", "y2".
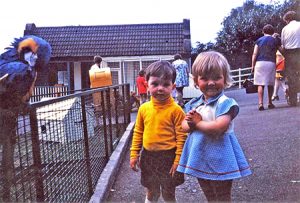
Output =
[{"x1": 24, "y1": 20, "x2": 191, "y2": 59}]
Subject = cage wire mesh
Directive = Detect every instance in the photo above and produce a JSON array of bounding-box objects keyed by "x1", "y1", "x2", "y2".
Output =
[{"x1": 0, "y1": 84, "x2": 131, "y2": 202}]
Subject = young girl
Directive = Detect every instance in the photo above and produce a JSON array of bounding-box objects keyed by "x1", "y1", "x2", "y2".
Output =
[
  {"x1": 177, "y1": 51, "x2": 252, "y2": 202},
  {"x1": 272, "y1": 50, "x2": 287, "y2": 101}
]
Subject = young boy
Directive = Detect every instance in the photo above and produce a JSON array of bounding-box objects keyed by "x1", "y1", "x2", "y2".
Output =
[{"x1": 130, "y1": 61, "x2": 187, "y2": 202}]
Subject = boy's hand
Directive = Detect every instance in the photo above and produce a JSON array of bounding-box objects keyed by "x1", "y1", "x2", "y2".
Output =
[
  {"x1": 130, "y1": 157, "x2": 140, "y2": 172},
  {"x1": 169, "y1": 163, "x2": 178, "y2": 177}
]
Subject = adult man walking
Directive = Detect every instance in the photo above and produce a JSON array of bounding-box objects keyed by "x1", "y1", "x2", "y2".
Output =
[
  {"x1": 90, "y1": 55, "x2": 102, "y2": 71},
  {"x1": 281, "y1": 11, "x2": 300, "y2": 106},
  {"x1": 172, "y1": 54, "x2": 189, "y2": 107}
]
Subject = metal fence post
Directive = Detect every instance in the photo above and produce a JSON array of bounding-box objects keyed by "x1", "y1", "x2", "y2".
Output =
[
  {"x1": 29, "y1": 108, "x2": 45, "y2": 202},
  {"x1": 105, "y1": 89, "x2": 113, "y2": 153},
  {"x1": 101, "y1": 91, "x2": 109, "y2": 162},
  {"x1": 113, "y1": 88, "x2": 120, "y2": 138},
  {"x1": 80, "y1": 96, "x2": 93, "y2": 196},
  {"x1": 239, "y1": 68, "x2": 242, "y2": 89},
  {"x1": 125, "y1": 84, "x2": 131, "y2": 124},
  {"x1": 121, "y1": 85, "x2": 127, "y2": 124},
  {"x1": 121, "y1": 84, "x2": 131, "y2": 124}
]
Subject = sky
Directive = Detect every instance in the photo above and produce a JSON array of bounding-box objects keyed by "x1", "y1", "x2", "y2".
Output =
[{"x1": 0, "y1": 0, "x2": 282, "y2": 54}]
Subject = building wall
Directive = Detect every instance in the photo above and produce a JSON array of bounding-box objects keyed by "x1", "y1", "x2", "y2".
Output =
[
  {"x1": 37, "y1": 55, "x2": 191, "y2": 92},
  {"x1": 35, "y1": 64, "x2": 50, "y2": 86}
]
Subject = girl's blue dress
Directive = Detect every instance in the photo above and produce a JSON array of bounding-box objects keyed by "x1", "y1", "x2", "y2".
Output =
[{"x1": 177, "y1": 92, "x2": 252, "y2": 180}]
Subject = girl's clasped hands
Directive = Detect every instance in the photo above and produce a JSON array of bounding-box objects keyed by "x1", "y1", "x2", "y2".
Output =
[{"x1": 185, "y1": 109, "x2": 202, "y2": 132}]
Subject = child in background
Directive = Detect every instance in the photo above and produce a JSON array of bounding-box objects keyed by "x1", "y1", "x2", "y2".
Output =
[
  {"x1": 272, "y1": 51, "x2": 287, "y2": 101},
  {"x1": 136, "y1": 69, "x2": 148, "y2": 104},
  {"x1": 130, "y1": 61, "x2": 187, "y2": 202},
  {"x1": 177, "y1": 51, "x2": 252, "y2": 202},
  {"x1": 130, "y1": 91, "x2": 140, "y2": 110}
]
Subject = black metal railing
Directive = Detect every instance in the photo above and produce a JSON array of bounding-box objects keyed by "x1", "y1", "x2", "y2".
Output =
[
  {"x1": 0, "y1": 84, "x2": 131, "y2": 202},
  {"x1": 30, "y1": 86, "x2": 70, "y2": 103}
]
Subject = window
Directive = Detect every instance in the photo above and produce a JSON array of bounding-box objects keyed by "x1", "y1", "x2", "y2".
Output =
[{"x1": 57, "y1": 71, "x2": 68, "y2": 86}]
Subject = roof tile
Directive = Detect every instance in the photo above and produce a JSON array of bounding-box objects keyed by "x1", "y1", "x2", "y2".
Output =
[{"x1": 25, "y1": 21, "x2": 191, "y2": 58}]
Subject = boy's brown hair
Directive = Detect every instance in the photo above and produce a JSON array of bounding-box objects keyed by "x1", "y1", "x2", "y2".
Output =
[{"x1": 145, "y1": 60, "x2": 176, "y2": 83}]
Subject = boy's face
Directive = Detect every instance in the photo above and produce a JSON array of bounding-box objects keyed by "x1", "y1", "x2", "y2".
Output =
[
  {"x1": 147, "y1": 76, "x2": 175, "y2": 101},
  {"x1": 196, "y1": 72, "x2": 225, "y2": 100}
]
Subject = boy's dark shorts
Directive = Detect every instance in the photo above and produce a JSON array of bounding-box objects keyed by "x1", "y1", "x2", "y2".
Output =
[{"x1": 140, "y1": 148, "x2": 184, "y2": 188}]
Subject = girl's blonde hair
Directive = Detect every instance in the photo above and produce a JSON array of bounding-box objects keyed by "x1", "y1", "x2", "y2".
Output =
[{"x1": 192, "y1": 51, "x2": 233, "y2": 88}]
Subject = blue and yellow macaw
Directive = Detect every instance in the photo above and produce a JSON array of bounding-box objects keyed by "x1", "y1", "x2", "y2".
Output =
[{"x1": 0, "y1": 35, "x2": 51, "y2": 111}]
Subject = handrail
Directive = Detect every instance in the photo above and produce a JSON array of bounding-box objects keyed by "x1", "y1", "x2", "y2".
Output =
[{"x1": 231, "y1": 67, "x2": 252, "y2": 88}]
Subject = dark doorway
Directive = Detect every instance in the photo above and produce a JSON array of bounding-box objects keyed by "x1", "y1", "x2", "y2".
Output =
[{"x1": 81, "y1": 62, "x2": 93, "y2": 89}]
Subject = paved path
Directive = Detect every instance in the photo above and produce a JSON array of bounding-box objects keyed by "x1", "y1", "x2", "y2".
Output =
[{"x1": 106, "y1": 89, "x2": 300, "y2": 202}]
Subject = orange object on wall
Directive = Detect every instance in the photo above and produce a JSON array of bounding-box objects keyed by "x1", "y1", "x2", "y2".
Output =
[
  {"x1": 89, "y1": 68, "x2": 112, "y2": 112},
  {"x1": 89, "y1": 68, "x2": 112, "y2": 88}
]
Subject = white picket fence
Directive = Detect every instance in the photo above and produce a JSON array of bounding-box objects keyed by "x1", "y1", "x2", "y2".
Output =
[{"x1": 183, "y1": 67, "x2": 252, "y2": 98}]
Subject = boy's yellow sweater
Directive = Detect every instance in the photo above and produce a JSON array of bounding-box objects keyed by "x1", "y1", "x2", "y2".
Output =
[{"x1": 130, "y1": 96, "x2": 187, "y2": 164}]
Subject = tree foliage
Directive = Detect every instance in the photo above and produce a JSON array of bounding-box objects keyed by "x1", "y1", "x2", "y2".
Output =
[{"x1": 193, "y1": 0, "x2": 299, "y2": 69}]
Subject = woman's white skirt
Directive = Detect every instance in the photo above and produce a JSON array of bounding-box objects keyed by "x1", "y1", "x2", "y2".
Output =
[{"x1": 254, "y1": 61, "x2": 276, "y2": 86}]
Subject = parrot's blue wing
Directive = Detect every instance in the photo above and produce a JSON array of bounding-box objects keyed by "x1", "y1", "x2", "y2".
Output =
[
  {"x1": 0, "y1": 62, "x2": 36, "y2": 109},
  {"x1": 0, "y1": 62, "x2": 36, "y2": 94}
]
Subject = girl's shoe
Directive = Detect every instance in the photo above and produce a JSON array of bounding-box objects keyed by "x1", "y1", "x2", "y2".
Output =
[
  {"x1": 268, "y1": 103, "x2": 275, "y2": 109},
  {"x1": 258, "y1": 103, "x2": 264, "y2": 111},
  {"x1": 271, "y1": 95, "x2": 279, "y2": 101}
]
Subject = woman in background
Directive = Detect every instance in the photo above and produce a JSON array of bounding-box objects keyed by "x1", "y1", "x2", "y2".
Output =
[{"x1": 251, "y1": 24, "x2": 281, "y2": 111}]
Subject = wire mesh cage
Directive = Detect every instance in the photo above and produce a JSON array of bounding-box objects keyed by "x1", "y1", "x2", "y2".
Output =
[{"x1": 0, "y1": 84, "x2": 131, "y2": 202}]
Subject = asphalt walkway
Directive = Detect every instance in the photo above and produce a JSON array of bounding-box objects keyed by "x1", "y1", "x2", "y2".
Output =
[{"x1": 92, "y1": 88, "x2": 300, "y2": 203}]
